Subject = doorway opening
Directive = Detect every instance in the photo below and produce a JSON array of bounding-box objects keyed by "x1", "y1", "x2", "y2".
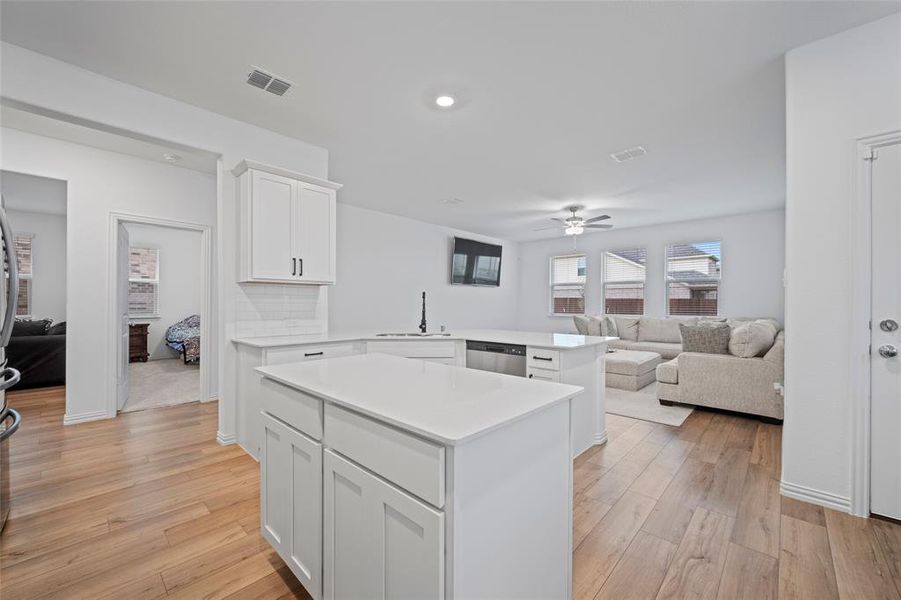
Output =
[{"x1": 110, "y1": 215, "x2": 212, "y2": 415}]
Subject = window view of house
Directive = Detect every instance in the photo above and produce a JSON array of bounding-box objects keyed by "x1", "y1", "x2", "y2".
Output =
[
  {"x1": 666, "y1": 241, "x2": 722, "y2": 316},
  {"x1": 602, "y1": 248, "x2": 647, "y2": 315},
  {"x1": 14, "y1": 234, "x2": 32, "y2": 316},
  {"x1": 550, "y1": 254, "x2": 586, "y2": 315},
  {"x1": 128, "y1": 246, "x2": 160, "y2": 317}
]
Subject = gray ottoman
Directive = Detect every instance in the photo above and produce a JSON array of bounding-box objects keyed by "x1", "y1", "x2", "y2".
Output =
[{"x1": 605, "y1": 350, "x2": 662, "y2": 391}]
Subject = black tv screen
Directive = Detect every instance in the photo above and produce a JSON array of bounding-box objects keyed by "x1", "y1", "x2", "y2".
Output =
[{"x1": 451, "y1": 237, "x2": 502, "y2": 286}]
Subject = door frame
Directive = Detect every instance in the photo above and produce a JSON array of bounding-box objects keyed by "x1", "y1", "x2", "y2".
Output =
[
  {"x1": 848, "y1": 130, "x2": 901, "y2": 517},
  {"x1": 106, "y1": 212, "x2": 213, "y2": 418}
]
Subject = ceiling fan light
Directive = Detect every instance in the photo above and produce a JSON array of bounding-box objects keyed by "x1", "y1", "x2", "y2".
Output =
[{"x1": 565, "y1": 225, "x2": 584, "y2": 236}]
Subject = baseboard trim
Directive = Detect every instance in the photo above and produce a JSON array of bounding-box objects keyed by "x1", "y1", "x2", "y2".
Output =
[
  {"x1": 217, "y1": 430, "x2": 237, "y2": 445},
  {"x1": 594, "y1": 430, "x2": 609, "y2": 445},
  {"x1": 202, "y1": 396, "x2": 219, "y2": 403},
  {"x1": 239, "y1": 441, "x2": 260, "y2": 462},
  {"x1": 780, "y1": 480, "x2": 851, "y2": 513},
  {"x1": 63, "y1": 410, "x2": 110, "y2": 426}
]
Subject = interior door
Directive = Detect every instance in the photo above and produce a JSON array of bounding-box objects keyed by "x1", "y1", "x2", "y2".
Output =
[
  {"x1": 870, "y1": 142, "x2": 901, "y2": 519},
  {"x1": 296, "y1": 184, "x2": 335, "y2": 283},
  {"x1": 116, "y1": 224, "x2": 129, "y2": 411},
  {"x1": 251, "y1": 170, "x2": 296, "y2": 281}
]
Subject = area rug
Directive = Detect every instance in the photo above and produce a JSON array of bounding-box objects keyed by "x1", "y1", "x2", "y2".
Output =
[
  {"x1": 605, "y1": 382, "x2": 693, "y2": 426},
  {"x1": 123, "y1": 358, "x2": 200, "y2": 413}
]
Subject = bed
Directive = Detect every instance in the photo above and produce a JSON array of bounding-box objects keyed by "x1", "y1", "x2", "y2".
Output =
[{"x1": 165, "y1": 314, "x2": 200, "y2": 364}]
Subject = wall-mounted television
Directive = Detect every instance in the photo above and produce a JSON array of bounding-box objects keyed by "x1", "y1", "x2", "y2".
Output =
[{"x1": 451, "y1": 237, "x2": 502, "y2": 286}]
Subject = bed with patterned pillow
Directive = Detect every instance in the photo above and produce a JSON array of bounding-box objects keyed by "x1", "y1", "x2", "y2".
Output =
[{"x1": 165, "y1": 314, "x2": 200, "y2": 364}]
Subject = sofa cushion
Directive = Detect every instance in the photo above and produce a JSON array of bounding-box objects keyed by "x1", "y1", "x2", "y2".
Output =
[
  {"x1": 730, "y1": 321, "x2": 778, "y2": 358},
  {"x1": 631, "y1": 341, "x2": 683, "y2": 359},
  {"x1": 656, "y1": 358, "x2": 679, "y2": 384},
  {"x1": 611, "y1": 316, "x2": 639, "y2": 341},
  {"x1": 601, "y1": 316, "x2": 618, "y2": 337},
  {"x1": 573, "y1": 315, "x2": 589, "y2": 335},
  {"x1": 606, "y1": 339, "x2": 634, "y2": 351},
  {"x1": 12, "y1": 318, "x2": 52, "y2": 337},
  {"x1": 47, "y1": 321, "x2": 67, "y2": 336},
  {"x1": 679, "y1": 322, "x2": 730, "y2": 354},
  {"x1": 606, "y1": 350, "x2": 662, "y2": 376},
  {"x1": 638, "y1": 317, "x2": 697, "y2": 343}
]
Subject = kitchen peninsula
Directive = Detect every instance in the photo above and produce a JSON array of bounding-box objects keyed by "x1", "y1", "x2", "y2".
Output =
[
  {"x1": 254, "y1": 353, "x2": 582, "y2": 599},
  {"x1": 233, "y1": 329, "x2": 611, "y2": 460}
]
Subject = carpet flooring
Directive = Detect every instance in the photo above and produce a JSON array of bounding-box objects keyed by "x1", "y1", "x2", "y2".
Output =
[
  {"x1": 605, "y1": 382, "x2": 694, "y2": 426},
  {"x1": 122, "y1": 358, "x2": 200, "y2": 413}
]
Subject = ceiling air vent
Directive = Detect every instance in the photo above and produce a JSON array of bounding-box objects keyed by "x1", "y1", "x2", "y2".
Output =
[
  {"x1": 246, "y1": 67, "x2": 293, "y2": 96},
  {"x1": 610, "y1": 145, "x2": 647, "y2": 163}
]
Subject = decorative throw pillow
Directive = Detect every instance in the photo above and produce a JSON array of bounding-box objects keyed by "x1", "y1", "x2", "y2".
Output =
[
  {"x1": 729, "y1": 321, "x2": 778, "y2": 358},
  {"x1": 48, "y1": 321, "x2": 67, "y2": 335},
  {"x1": 12, "y1": 318, "x2": 52, "y2": 337},
  {"x1": 602, "y1": 316, "x2": 618, "y2": 338},
  {"x1": 572, "y1": 315, "x2": 589, "y2": 335},
  {"x1": 679, "y1": 322, "x2": 731, "y2": 354},
  {"x1": 611, "y1": 316, "x2": 639, "y2": 341}
]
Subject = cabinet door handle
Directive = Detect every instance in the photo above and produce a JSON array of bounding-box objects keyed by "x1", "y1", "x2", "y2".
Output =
[
  {"x1": 299, "y1": 258, "x2": 303, "y2": 277},
  {"x1": 292, "y1": 258, "x2": 297, "y2": 276},
  {"x1": 528, "y1": 373, "x2": 534, "y2": 379},
  {"x1": 532, "y1": 356, "x2": 553, "y2": 362},
  {"x1": 304, "y1": 351, "x2": 324, "y2": 357}
]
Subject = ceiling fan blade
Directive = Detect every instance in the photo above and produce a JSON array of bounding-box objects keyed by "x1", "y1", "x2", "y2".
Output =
[
  {"x1": 551, "y1": 217, "x2": 568, "y2": 223},
  {"x1": 532, "y1": 224, "x2": 564, "y2": 231},
  {"x1": 584, "y1": 215, "x2": 611, "y2": 224},
  {"x1": 584, "y1": 223, "x2": 614, "y2": 229}
]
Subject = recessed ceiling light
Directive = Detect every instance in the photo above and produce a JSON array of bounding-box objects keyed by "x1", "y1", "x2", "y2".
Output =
[
  {"x1": 439, "y1": 197, "x2": 464, "y2": 205},
  {"x1": 435, "y1": 95, "x2": 455, "y2": 108},
  {"x1": 162, "y1": 153, "x2": 181, "y2": 163},
  {"x1": 610, "y1": 145, "x2": 647, "y2": 163}
]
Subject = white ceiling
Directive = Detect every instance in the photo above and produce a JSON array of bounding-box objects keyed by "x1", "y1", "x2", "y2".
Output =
[
  {"x1": 1, "y1": 170, "x2": 67, "y2": 215},
  {"x1": 1, "y1": 1, "x2": 898, "y2": 241}
]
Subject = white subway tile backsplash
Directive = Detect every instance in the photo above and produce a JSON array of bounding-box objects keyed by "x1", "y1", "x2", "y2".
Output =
[{"x1": 235, "y1": 283, "x2": 327, "y2": 338}]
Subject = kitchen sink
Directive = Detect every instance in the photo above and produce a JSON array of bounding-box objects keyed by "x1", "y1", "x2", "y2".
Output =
[{"x1": 375, "y1": 332, "x2": 452, "y2": 337}]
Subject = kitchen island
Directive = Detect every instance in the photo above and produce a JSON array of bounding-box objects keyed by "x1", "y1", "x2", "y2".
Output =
[
  {"x1": 255, "y1": 353, "x2": 582, "y2": 599},
  {"x1": 234, "y1": 329, "x2": 611, "y2": 460}
]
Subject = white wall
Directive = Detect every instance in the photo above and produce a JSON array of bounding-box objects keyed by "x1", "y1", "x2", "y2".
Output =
[
  {"x1": 0, "y1": 128, "x2": 218, "y2": 404},
  {"x1": 6, "y1": 209, "x2": 66, "y2": 322},
  {"x1": 125, "y1": 223, "x2": 203, "y2": 360},
  {"x1": 1, "y1": 42, "x2": 328, "y2": 436},
  {"x1": 517, "y1": 209, "x2": 785, "y2": 332},
  {"x1": 330, "y1": 204, "x2": 520, "y2": 332},
  {"x1": 783, "y1": 14, "x2": 901, "y2": 511}
]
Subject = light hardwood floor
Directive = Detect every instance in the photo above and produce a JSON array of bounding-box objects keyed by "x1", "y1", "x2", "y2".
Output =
[{"x1": 2, "y1": 387, "x2": 900, "y2": 599}]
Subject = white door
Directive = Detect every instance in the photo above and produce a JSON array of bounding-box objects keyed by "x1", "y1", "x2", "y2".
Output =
[
  {"x1": 871, "y1": 142, "x2": 901, "y2": 520},
  {"x1": 296, "y1": 183, "x2": 335, "y2": 283},
  {"x1": 323, "y1": 449, "x2": 444, "y2": 600},
  {"x1": 116, "y1": 224, "x2": 130, "y2": 411},
  {"x1": 260, "y1": 412, "x2": 323, "y2": 600},
  {"x1": 251, "y1": 170, "x2": 296, "y2": 281}
]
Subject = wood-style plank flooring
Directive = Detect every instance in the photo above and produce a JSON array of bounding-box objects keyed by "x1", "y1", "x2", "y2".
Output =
[{"x1": 2, "y1": 387, "x2": 900, "y2": 599}]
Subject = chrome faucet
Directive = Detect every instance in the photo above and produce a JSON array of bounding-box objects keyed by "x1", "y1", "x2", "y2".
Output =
[{"x1": 419, "y1": 291, "x2": 427, "y2": 333}]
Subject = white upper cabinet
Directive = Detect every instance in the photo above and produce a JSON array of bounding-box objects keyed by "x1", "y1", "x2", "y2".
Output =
[{"x1": 234, "y1": 160, "x2": 340, "y2": 285}]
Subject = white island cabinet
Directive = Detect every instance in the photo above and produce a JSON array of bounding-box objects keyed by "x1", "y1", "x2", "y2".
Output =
[{"x1": 255, "y1": 353, "x2": 582, "y2": 600}]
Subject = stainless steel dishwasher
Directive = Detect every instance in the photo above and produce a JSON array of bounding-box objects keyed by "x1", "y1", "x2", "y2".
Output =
[{"x1": 465, "y1": 341, "x2": 526, "y2": 377}]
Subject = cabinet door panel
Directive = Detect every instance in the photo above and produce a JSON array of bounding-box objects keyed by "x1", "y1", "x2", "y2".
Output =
[
  {"x1": 324, "y1": 450, "x2": 444, "y2": 600},
  {"x1": 297, "y1": 184, "x2": 335, "y2": 283},
  {"x1": 251, "y1": 171, "x2": 295, "y2": 280},
  {"x1": 260, "y1": 413, "x2": 323, "y2": 600}
]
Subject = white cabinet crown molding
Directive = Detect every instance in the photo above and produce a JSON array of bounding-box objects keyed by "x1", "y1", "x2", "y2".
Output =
[{"x1": 231, "y1": 159, "x2": 342, "y2": 190}]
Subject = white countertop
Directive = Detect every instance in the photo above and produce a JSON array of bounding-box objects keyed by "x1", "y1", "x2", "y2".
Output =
[
  {"x1": 256, "y1": 353, "x2": 584, "y2": 446},
  {"x1": 234, "y1": 328, "x2": 614, "y2": 350}
]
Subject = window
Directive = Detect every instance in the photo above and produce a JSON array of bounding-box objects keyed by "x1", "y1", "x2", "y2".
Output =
[
  {"x1": 666, "y1": 241, "x2": 721, "y2": 316},
  {"x1": 128, "y1": 247, "x2": 160, "y2": 317},
  {"x1": 603, "y1": 248, "x2": 646, "y2": 315},
  {"x1": 13, "y1": 235, "x2": 33, "y2": 316},
  {"x1": 550, "y1": 254, "x2": 586, "y2": 315}
]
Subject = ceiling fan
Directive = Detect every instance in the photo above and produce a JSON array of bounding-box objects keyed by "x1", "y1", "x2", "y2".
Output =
[{"x1": 534, "y1": 205, "x2": 613, "y2": 236}]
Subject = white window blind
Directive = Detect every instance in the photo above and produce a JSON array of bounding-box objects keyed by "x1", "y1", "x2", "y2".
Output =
[
  {"x1": 128, "y1": 247, "x2": 160, "y2": 317},
  {"x1": 603, "y1": 248, "x2": 646, "y2": 315},
  {"x1": 14, "y1": 234, "x2": 32, "y2": 317},
  {"x1": 550, "y1": 254, "x2": 586, "y2": 315},
  {"x1": 666, "y1": 241, "x2": 721, "y2": 316}
]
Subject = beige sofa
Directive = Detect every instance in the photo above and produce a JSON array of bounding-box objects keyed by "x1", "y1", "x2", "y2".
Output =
[{"x1": 574, "y1": 315, "x2": 785, "y2": 421}]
